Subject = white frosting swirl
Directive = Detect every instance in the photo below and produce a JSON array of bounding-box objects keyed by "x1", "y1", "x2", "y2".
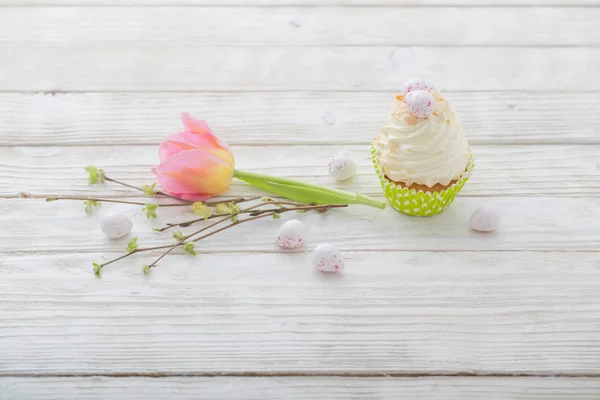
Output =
[{"x1": 376, "y1": 91, "x2": 470, "y2": 187}]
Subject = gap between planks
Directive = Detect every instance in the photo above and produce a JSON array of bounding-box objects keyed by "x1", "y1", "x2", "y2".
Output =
[{"x1": 4, "y1": 372, "x2": 600, "y2": 378}]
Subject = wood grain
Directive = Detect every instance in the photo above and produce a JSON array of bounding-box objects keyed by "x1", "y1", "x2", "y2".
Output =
[
  {"x1": 2, "y1": 377, "x2": 600, "y2": 400},
  {"x1": 2, "y1": 252, "x2": 600, "y2": 374},
  {"x1": 1, "y1": 7, "x2": 597, "y2": 46},
  {"x1": 0, "y1": 46, "x2": 598, "y2": 91},
  {"x1": 1, "y1": 196, "x2": 599, "y2": 252},
  {"x1": 2, "y1": 145, "x2": 599, "y2": 198},
  {"x1": 1, "y1": 92, "x2": 597, "y2": 146}
]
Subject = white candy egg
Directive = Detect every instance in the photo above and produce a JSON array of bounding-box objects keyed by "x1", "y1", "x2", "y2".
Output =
[
  {"x1": 328, "y1": 153, "x2": 357, "y2": 181},
  {"x1": 469, "y1": 206, "x2": 500, "y2": 232},
  {"x1": 401, "y1": 79, "x2": 434, "y2": 96},
  {"x1": 405, "y1": 90, "x2": 436, "y2": 118},
  {"x1": 100, "y1": 213, "x2": 133, "y2": 239},
  {"x1": 276, "y1": 219, "x2": 306, "y2": 249},
  {"x1": 312, "y1": 243, "x2": 345, "y2": 272}
]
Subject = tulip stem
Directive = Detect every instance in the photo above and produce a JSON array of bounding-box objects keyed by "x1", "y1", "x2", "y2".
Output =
[{"x1": 233, "y1": 169, "x2": 386, "y2": 209}]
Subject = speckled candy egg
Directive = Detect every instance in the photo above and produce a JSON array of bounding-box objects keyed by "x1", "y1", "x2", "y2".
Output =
[
  {"x1": 405, "y1": 90, "x2": 436, "y2": 118},
  {"x1": 100, "y1": 213, "x2": 133, "y2": 239},
  {"x1": 276, "y1": 219, "x2": 306, "y2": 249},
  {"x1": 312, "y1": 243, "x2": 345, "y2": 272},
  {"x1": 328, "y1": 153, "x2": 357, "y2": 181},
  {"x1": 400, "y1": 79, "x2": 434, "y2": 96},
  {"x1": 469, "y1": 206, "x2": 500, "y2": 232}
]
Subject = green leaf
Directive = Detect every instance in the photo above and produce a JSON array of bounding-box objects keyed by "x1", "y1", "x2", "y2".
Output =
[
  {"x1": 272, "y1": 213, "x2": 281, "y2": 219},
  {"x1": 142, "y1": 203, "x2": 158, "y2": 219},
  {"x1": 142, "y1": 264, "x2": 151, "y2": 275},
  {"x1": 184, "y1": 242, "x2": 197, "y2": 256},
  {"x1": 142, "y1": 182, "x2": 157, "y2": 197},
  {"x1": 152, "y1": 228, "x2": 163, "y2": 232},
  {"x1": 126, "y1": 237, "x2": 138, "y2": 253},
  {"x1": 45, "y1": 197, "x2": 57, "y2": 202},
  {"x1": 92, "y1": 262, "x2": 102, "y2": 278},
  {"x1": 231, "y1": 214, "x2": 239, "y2": 223},
  {"x1": 83, "y1": 199, "x2": 100, "y2": 215},
  {"x1": 191, "y1": 202, "x2": 211, "y2": 219},
  {"x1": 172, "y1": 231, "x2": 184, "y2": 242}
]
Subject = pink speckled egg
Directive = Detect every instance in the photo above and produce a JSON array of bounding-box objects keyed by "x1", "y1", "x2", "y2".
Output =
[
  {"x1": 469, "y1": 206, "x2": 500, "y2": 232},
  {"x1": 312, "y1": 243, "x2": 345, "y2": 272},
  {"x1": 405, "y1": 90, "x2": 436, "y2": 118},
  {"x1": 276, "y1": 220, "x2": 306, "y2": 249},
  {"x1": 328, "y1": 153, "x2": 357, "y2": 181},
  {"x1": 400, "y1": 79, "x2": 434, "y2": 96}
]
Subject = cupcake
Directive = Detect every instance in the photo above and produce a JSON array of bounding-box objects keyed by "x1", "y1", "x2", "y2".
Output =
[{"x1": 372, "y1": 79, "x2": 474, "y2": 217}]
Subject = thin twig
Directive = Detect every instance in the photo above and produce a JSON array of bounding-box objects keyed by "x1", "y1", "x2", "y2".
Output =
[
  {"x1": 105, "y1": 176, "x2": 260, "y2": 206},
  {"x1": 96, "y1": 203, "x2": 346, "y2": 272},
  {"x1": 159, "y1": 200, "x2": 307, "y2": 231},
  {"x1": 104, "y1": 176, "x2": 187, "y2": 202},
  {"x1": 48, "y1": 196, "x2": 190, "y2": 207},
  {"x1": 148, "y1": 212, "x2": 277, "y2": 269}
]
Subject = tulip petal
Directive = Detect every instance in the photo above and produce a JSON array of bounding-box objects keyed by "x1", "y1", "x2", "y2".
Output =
[
  {"x1": 158, "y1": 132, "x2": 200, "y2": 161},
  {"x1": 158, "y1": 131, "x2": 235, "y2": 167},
  {"x1": 181, "y1": 113, "x2": 233, "y2": 155},
  {"x1": 153, "y1": 148, "x2": 233, "y2": 200},
  {"x1": 181, "y1": 113, "x2": 211, "y2": 135}
]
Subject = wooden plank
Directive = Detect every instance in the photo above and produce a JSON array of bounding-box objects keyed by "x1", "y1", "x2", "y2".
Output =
[
  {"x1": 0, "y1": 1, "x2": 597, "y2": 5},
  {"x1": 1, "y1": 196, "x2": 599, "y2": 252},
  {"x1": 0, "y1": 46, "x2": 598, "y2": 91},
  {"x1": 0, "y1": 92, "x2": 597, "y2": 146},
  {"x1": 2, "y1": 145, "x2": 599, "y2": 198},
  {"x1": 2, "y1": 377, "x2": 600, "y2": 400},
  {"x1": 1, "y1": 252, "x2": 600, "y2": 374},
  {"x1": 1, "y1": 7, "x2": 597, "y2": 46}
]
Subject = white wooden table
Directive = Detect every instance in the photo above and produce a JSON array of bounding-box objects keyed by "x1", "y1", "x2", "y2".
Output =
[{"x1": 1, "y1": 0, "x2": 599, "y2": 398}]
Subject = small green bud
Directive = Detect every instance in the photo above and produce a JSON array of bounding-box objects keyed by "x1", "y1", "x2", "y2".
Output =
[
  {"x1": 84, "y1": 199, "x2": 100, "y2": 215},
  {"x1": 142, "y1": 264, "x2": 151, "y2": 275},
  {"x1": 191, "y1": 202, "x2": 211, "y2": 219},
  {"x1": 152, "y1": 228, "x2": 163, "y2": 232},
  {"x1": 126, "y1": 237, "x2": 138, "y2": 253},
  {"x1": 183, "y1": 242, "x2": 197, "y2": 256},
  {"x1": 45, "y1": 197, "x2": 57, "y2": 202},
  {"x1": 92, "y1": 262, "x2": 102, "y2": 278},
  {"x1": 172, "y1": 231, "x2": 184, "y2": 242},
  {"x1": 272, "y1": 213, "x2": 281, "y2": 219},
  {"x1": 142, "y1": 182, "x2": 157, "y2": 197},
  {"x1": 85, "y1": 165, "x2": 103, "y2": 184},
  {"x1": 228, "y1": 202, "x2": 241, "y2": 215},
  {"x1": 214, "y1": 203, "x2": 231, "y2": 215},
  {"x1": 142, "y1": 204, "x2": 158, "y2": 219},
  {"x1": 231, "y1": 214, "x2": 239, "y2": 223}
]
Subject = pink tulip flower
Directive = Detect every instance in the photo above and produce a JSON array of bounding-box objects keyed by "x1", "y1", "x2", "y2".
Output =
[{"x1": 153, "y1": 113, "x2": 235, "y2": 201}]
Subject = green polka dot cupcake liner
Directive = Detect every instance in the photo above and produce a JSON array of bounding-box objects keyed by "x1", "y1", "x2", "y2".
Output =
[{"x1": 371, "y1": 143, "x2": 474, "y2": 217}]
